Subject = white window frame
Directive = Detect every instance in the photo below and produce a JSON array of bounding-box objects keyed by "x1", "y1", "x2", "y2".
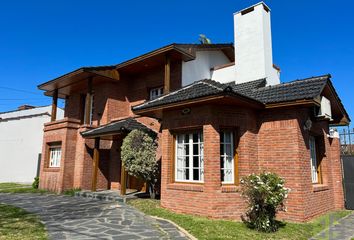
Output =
[
  {"x1": 220, "y1": 131, "x2": 235, "y2": 184},
  {"x1": 309, "y1": 136, "x2": 318, "y2": 183},
  {"x1": 175, "y1": 132, "x2": 204, "y2": 183},
  {"x1": 49, "y1": 145, "x2": 62, "y2": 168},
  {"x1": 149, "y1": 87, "x2": 163, "y2": 100}
]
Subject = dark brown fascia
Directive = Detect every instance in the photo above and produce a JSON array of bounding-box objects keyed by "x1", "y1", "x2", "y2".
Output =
[
  {"x1": 265, "y1": 99, "x2": 320, "y2": 109},
  {"x1": 133, "y1": 92, "x2": 264, "y2": 115},
  {"x1": 325, "y1": 79, "x2": 351, "y2": 123},
  {"x1": 38, "y1": 66, "x2": 117, "y2": 90},
  {"x1": 115, "y1": 44, "x2": 196, "y2": 69}
]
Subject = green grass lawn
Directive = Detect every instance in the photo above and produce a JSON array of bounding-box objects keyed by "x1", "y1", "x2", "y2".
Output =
[
  {"x1": 128, "y1": 198, "x2": 352, "y2": 240},
  {"x1": 0, "y1": 183, "x2": 47, "y2": 194},
  {"x1": 0, "y1": 204, "x2": 47, "y2": 240}
]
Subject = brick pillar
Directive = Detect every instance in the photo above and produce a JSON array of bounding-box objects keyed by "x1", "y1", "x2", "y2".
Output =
[
  {"x1": 329, "y1": 137, "x2": 345, "y2": 209},
  {"x1": 160, "y1": 129, "x2": 174, "y2": 207},
  {"x1": 203, "y1": 124, "x2": 221, "y2": 193}
]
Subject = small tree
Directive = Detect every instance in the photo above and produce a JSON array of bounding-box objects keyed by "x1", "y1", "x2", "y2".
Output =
[
  {"x1": 240, "y1": 172, "x2": 290, "y2": 232},
  {"x1": 121, "y1": 129, "x2": 158, "y2": 198}
]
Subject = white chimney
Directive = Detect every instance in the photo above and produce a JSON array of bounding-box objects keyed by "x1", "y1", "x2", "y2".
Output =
[{"x1": 234, "y1": 2, "x2": 280, "y2": 85}]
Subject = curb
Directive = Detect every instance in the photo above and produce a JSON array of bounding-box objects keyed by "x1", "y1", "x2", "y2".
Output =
[{"x1": 151, "y1": 216, "x2": 197, "y2": 240}]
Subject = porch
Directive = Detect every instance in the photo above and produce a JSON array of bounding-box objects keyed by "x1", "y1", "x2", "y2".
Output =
[{"x1": 80, "y1": 117, "x2": 156, "y2": 195}]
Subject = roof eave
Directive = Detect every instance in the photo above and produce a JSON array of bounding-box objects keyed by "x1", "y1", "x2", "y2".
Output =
[
  {"x1": 264, "y1": 99, "x2": 320, "y2": 109},
  {"x1": 133, "y1": 92, "x2": 264, "y2": 115}
]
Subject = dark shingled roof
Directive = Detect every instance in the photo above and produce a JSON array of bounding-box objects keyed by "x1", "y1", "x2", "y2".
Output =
[
  {"x1": 133, "y1": 75, "x2": 331, "y2": 111},
  {"x1": 81, "y1": 117, "x2": 153, "y2": 138}
]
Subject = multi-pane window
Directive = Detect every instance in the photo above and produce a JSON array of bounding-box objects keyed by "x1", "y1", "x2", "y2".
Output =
[
  {"x1": 220, "y1": 131, "x2": 234, "y2": 183},
  {"x1": 309, "y1": 136, "x2": 319, "y2": 183},
  {"x1": 175, "y1": 132, "x2": 204, "y2": 182},
  {"x1": 49, "y1": 146, "x2": 62, "y2": 168},
  {"x1": 150, "y1": 87, "x2": 163, "y2": 100}
]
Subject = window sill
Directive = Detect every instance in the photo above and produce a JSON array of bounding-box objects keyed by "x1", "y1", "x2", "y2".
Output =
[
  {"x1": 43, "y1": 167, "x2": 60, "y2": 172},
  {"x1": 313, "y1": 184, "x2": 329, "y2": 192},
  {"x1": 167, "y1": 183, "x2": 204, "y2": 192},
  {"x1": 221, "y1": 185, "x2": 240, "y2": 193}
]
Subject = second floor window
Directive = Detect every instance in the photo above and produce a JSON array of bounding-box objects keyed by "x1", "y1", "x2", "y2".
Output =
[{"x1": 150, "y1": 87, "x2": 163, "y2": 100}]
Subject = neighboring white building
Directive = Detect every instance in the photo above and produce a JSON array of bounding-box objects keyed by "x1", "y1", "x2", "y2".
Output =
[{"x1": 0, "y1": 105, "x2": 64, "y2": 183}]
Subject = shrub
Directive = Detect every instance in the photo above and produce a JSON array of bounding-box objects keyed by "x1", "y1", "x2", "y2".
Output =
[
  {"x1": 240, "y1": 172, "x2": 290, "y2": 232},
  {"x1": 121, "y1": 129, "x2": 159, "y2": 198},
  {"x1": 32, "y1": 177, "x2": 39, "y2": 189}
]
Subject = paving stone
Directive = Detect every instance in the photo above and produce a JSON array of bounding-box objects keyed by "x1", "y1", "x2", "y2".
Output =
[
  {"x1": 0, "y1": 193, "x2": 189, "y2": 240},
  {"x1": 311, "y1": 212, "x2": 354, "y2": 240}
]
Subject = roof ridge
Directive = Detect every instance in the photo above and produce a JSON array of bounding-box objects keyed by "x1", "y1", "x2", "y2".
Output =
[
  {"x1": 201, "y1": 79, "x2": 225, "y2": 91},
  {"x1": 255, "y1": 75, "x2": 329, "y2": 91},
  {"x1": 0, "y1": 105, "x2": 53, "y2": 115}
]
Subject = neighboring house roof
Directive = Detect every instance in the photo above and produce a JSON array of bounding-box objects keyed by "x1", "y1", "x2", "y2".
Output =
[
  {"x1": 0, "y1": 105, "x2": 64, "y2": 122},
  {"x1": 81, "y1": 117, "x2": 154, "y2": 139},
  {"x1": 132, "y1": 74, "x2": 349, "y2": 124}
]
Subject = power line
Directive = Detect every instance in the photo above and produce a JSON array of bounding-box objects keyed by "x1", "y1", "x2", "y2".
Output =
[
  {"x1": 0, "y1": 86, "x2": 41, "y2": 95},
  {"x1": 0, "y1": 98, "x2": 46, "y2": 100}
]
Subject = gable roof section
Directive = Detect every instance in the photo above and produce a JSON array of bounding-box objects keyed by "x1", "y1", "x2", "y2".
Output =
[
  {"x1": 248, "y1": 75, "x2": 328, "y2": 104},
  {"x1": 81, "y1": 117, "x2": 154, "y2": 139},
  {"x1": 38, "y1": 43, "x2": 234, "y2": 97},
  {"x1": 132, "y1": 74, "x2": 349, "y2": 124},
  {"x1": 133, "y1": 78, "x2": 264, "y2": 111}
]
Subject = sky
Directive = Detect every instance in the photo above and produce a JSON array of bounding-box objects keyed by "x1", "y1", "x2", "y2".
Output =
[{"x1": 0, "y1": 0, "x2": 353, "y2": 127}]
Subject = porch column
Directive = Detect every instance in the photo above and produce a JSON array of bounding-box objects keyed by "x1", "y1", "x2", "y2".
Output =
[
  {"x1": 91, "y1": 137, "x2": 100, "y2": 192},
  {"x1": 84, "y1": 77, "x2": 93, "y2": 125},
  {"x1": 164, "y1": 54, "x2": 171, "y2": 94},
  {"x1": 51, "y1": 89, "x2": 58, "y2": 122},
  {"x1": 120, "y1": 160, "x2": 127, "y2": 195}
]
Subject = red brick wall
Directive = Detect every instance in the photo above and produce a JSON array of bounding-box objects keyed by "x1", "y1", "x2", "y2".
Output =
[
  {"x1": 40, "y1": 62, "x2": 180, "y2": 193},
  {"x1": 39, "y1": 118, "x2": 80, "y2": 192},
  {"x1": 160, "y1": 105, "x2": 344, "y2": 222}
]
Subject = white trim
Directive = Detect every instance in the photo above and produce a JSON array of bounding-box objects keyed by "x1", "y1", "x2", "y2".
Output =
[
  {"x1": 49, "y1": 146, "x2": 61, "y2": 168},
  {"x1": 150, "y1": 87, "x2": 164, "y2": 100},
  {"x1": 175, "y1": 132, "x2": 204, "y2": 183},
  {"x1": 220, "y1": 131, "x2": 234, "y2": 184},
  {"x1": 309, "y1": 136, "x2": 318, "y2": 183}
]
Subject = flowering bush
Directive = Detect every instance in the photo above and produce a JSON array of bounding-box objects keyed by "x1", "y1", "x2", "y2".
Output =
[{"x1": 240, "y1": 172, "x2": 290, "y2": 232}]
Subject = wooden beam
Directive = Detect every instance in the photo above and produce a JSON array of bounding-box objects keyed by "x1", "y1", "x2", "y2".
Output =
[
  {"x1": 120, "y1": 160, "x2": 127, "y2": 195},
  {"x1": 84, "y1": 77, "x2": 93, "y2": 125},
  {"x1": 51, "y1": 89, "x2": 58, "y2": 122},
  {"x1": 164, "y1": 54, "x2": 171, "y2": 94},
  {"x1": 91, "y1": 137, "x2": 100, "y2": 192}
]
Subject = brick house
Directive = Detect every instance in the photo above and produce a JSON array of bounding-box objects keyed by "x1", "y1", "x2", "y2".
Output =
[{"x1": 37, "y1": 2, "x2": 349, "y2": 222}]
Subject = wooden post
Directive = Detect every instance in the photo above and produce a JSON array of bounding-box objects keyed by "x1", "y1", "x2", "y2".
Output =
[
  {"x1": 51, "y1": 89, "x2": 58, "y2": 122},
  {"x1": 120, "y1": 160, "x2": 127, "y2": 195},
  {"x1": 164, "y1": 54, "x2": 171, "y2": 94},
  {"x1": 84, "y1": 77, "x2": 93, "y2": 125},
  {"x1": 91, "y1": 137, "x2": 100, "y2": 192}
]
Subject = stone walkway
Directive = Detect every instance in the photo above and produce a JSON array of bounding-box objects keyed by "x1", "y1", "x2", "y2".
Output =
[
  {"x1": 0, "y1": 193, "x2": 189, "y2": 240},
  {"x1": 310, "y1": 212, "x2": 354, "y2": 240}
]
